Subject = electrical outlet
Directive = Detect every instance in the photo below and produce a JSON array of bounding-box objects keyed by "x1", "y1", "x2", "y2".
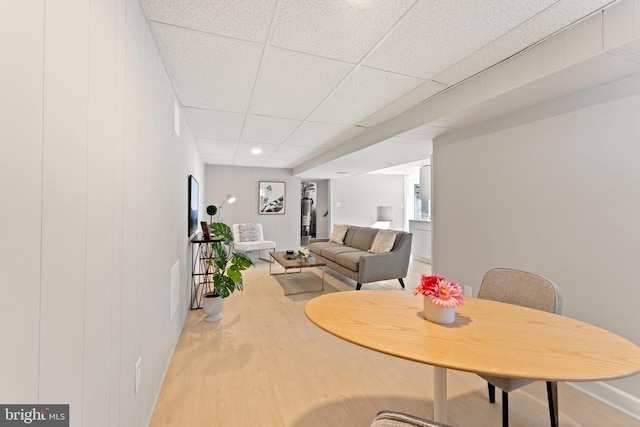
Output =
[
  {"x1": 135, "y1": 357, "x2": 142, "y2": 394},
  {"x1": 464, "y1": 286, "x2": 473, "y2": 298}
]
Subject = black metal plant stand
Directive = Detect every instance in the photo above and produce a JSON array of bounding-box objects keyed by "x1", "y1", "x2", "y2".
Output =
[{"x1": 190, "y1": 234, "x2": 221, "y2": 309}]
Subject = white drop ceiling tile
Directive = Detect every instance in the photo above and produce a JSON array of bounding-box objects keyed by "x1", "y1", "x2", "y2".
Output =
[
  {"x1": 285, "y1": 122, "x2": 356, "y2": 147},
  {"x1": 201, "y1": 154, "x2": 235, "y2": 165},
  {"x1": 604, "y1": 0, "x2": 634, "y2": 50},
  {"x1": 309, "y1": 67, "x2": 423, "y2": 125},
  {"x1": 139, "y1": 0, "x2": 276, "y2": 43},
  {"x1": 269, "y1": 145, "x2": 316, "y2": 160},
  {"x1": 151, "y1": 23, "x2": 262, "y2": 111},
  {"x1": 565, "y1": 14, "x2": 603, "y2": 66},
  {"x1": 196, "y1": 138, "x2": 238, "y2": 155},
  {"x1": 250, "y1": 47, "x2": 354, "y2": 120},
  {"x1": 358, "y1": 80, "x2": 447, "y2": 127},
  {"x1": 241, "y1": 115, "x2": 301, "y2": 144},
  {"x1": 233, "y1": 156, "x2": 267, "y2": 167},
  {"x1": 143, "y1": 0, "x2": 621, "y2": 177},
  {"x1": 183, "y1": 107, "x2": 245, "y2": 139},
  {"x1": 270, "y1": 0, "x2": 415, "y2": 63},
  {"x1": 235, "y1": 142, "x2": 278, "y2": 158},
  {"x1": 363, "y1": 0, "x2": 557, "y2": 79}
]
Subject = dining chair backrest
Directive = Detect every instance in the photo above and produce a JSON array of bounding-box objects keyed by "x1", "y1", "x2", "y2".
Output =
[
  {"x1": 478, "y1": 268, "x2": 563, "y2": 427},
  {"x1": 478, "y1": 268, "x2": 563, "y2": 315}
]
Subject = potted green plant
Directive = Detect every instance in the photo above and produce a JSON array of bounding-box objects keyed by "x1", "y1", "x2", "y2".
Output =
[
  {"x1": 206, "y1": 205, "x2": 218, "y2": 224},
  {"x1": 202, "y1": 222, "x2": 253, "y2": 322}
]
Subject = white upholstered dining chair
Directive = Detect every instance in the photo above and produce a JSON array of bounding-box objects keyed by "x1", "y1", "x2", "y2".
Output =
[{"x1": 477, "y1": 268, "x2": 563, "y2": 427}]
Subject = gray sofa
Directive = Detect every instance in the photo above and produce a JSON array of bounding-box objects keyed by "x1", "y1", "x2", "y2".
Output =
[{"x1": 309, "y1": 225, "x2": 412, "y2": 290}]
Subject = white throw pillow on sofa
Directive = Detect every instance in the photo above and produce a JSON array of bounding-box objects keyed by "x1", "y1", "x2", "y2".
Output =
[
  {"x1": 369, "y1": 230, "x2": 397, "y2": 254},
  {"x1": 329, "y1": 224, "x2": 349, "y2": 244}
]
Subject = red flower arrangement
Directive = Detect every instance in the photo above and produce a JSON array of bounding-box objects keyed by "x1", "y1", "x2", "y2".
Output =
[{"x1": 413, "y1": 275, "x2": 465, "y2": 308}]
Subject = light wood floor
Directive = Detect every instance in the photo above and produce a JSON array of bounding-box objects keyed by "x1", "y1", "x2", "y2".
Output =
[{"x1": 150, "y1": 260, "x2": 637, "y2": 426}]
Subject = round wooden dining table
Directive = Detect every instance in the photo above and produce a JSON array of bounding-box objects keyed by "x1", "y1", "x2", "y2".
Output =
[{"x1": 305, "y1": 290, "x2": 640, "y2": 423}]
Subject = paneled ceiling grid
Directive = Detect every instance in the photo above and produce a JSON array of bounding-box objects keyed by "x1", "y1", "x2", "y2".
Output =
[{"x1": 139, "y1": 0, "x2": 620, "y2": 176}]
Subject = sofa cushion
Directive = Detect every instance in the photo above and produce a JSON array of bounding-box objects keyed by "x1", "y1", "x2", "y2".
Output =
[
  {"x1": 342, "y1": 225, "x2": 361, "y2": 246},
  {"x1": 319, "y1": 245, "x2": 361, "y2": 262},
  {"x1": 350, "y1": 227, "x2": 380, "y2": 251},
  {"x1": 370, "y1": 230, "x2": 397, "y2": 254},
  {"x1": 309, "y1": 241, "x2": 334, "y2": 254},
  {"x1": 329, "y1": 224, "x2": 349, "y2": 244},
  {"x1": 309, "y1": 241, "x2": 346, "y2": 257},
  {"x1": 335, "y1": 251, "x2": 367, "y2": 271}
]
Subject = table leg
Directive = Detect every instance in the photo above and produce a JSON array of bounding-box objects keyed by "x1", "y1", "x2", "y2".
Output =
[
  {"x1": 433, "y1": 366, "x2": 447, "y2": 423},
  {"x1": 284, "y1": 268, "x2": 289, "y2": 295}
]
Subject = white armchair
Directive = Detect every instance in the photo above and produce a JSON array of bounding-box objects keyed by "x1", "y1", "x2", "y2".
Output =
[{"x1": 232, "y1": 223, "x2": 276, "y2": 262}]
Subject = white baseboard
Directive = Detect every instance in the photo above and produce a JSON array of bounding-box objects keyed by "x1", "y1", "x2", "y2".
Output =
[{"x1": 568, "y1": 382, "x2": 640, "y2": 421}]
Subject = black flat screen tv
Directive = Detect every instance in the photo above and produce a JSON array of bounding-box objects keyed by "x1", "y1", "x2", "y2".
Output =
[{"x1": 188, "y1": 175, "x2": 199, "y2": 238}]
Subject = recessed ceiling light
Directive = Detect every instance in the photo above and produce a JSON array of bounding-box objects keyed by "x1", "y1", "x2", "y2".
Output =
[
  {"x1": 337, "y1": 171, "x2": 348, "y2": 174},
  {"x1": 251, "y1": 148, "x2": 262, "y2": 155}
]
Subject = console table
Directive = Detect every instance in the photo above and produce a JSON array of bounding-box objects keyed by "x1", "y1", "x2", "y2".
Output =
[{"x1": 190, "y1": 233, "x2": 222, "y2": 309}]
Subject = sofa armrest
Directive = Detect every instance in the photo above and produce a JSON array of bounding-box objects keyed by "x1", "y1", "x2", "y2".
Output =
[
  {"x1": 358, "y1": 252, "x2": 406, "y2": 283},
  {"x1": 358, "y1": 233, "x2": 412, "y2": 283}
]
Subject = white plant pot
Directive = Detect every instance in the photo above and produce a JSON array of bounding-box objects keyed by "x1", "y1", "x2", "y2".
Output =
[
  {"x1": 423, "y1": 296, "x2": 455, "y2": 324},
  {"x1": 203, "y1": 294, "x2": 224, "y2": 322}
]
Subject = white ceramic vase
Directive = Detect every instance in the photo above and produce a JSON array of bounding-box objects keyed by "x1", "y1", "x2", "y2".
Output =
[
  {"x1": 202, "y1": 294, "x2": 224, "y2": 322},
  {"x1": 423, "y1": 296, "x2": 455, "y2": 324}
]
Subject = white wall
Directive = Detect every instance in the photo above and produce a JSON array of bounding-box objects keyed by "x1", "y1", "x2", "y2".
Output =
[
  {"x1": 433, "y1": 73, "x2": 640, "y2": 411},
  {"x1": 0, "y1": 1, "x2": 203, "y2": 426},
  {"x1": 330, "y1": 174, "x2": 406, "y2": 232},
  {"x1": 204, "y1": 165, "x2": 302, "y2": 251}
]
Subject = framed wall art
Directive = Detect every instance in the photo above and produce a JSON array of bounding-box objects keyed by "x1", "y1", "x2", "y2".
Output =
[
  {"x1": 259, "y1": 181, "x2": 285, "y2": 214},
  {"x1": 188, "y1": 175, "x2": 199, "y2": 238}
]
